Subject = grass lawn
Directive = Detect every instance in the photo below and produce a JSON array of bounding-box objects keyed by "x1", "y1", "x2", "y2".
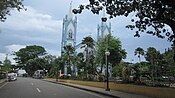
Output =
[{"x1": 56, "y1": 79, "x2": 175, "y2": 98}]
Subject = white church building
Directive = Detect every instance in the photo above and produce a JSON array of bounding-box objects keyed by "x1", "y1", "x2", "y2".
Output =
[{"x1": 61, "y1": 3, "x2": 112, "y2": 77}]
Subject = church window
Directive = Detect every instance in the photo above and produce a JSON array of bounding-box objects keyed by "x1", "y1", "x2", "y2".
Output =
[{"x1": 68, "y1": 30, "x2": 73, "y2": 39}]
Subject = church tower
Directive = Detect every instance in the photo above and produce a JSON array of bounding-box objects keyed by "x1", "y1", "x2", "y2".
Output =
[
  {"x1": 61, "y1": 2, "x2": 77, "y2": 75},
  {"x1": 97, "y1": 11, "x2": 111, "y2": 41},
  {"x1": 61, "y1": 2, "x2": 77, "y2": 55}
]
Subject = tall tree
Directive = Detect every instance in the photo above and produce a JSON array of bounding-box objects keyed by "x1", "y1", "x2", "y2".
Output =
[
  {"x1": 2, "y1": 55, "x2": 11, "y2": 72},
  {"x1": 73, "y1": 0, "x2": 175, "y2": 62},
  {"x1": 163, "y1": 47, "x2": 175, "y2": 76},
  {"x1": 62, "y1": 45, "x2": 75, "y2": 74},
  {"x1": 76, "y1": 52, "x2": 85, "y2": 72},
  {"x1": 81, "y1": 36, "x2": 95, "y2": 59},
  {"x1": 0, "y1": 0, "x2": 25, "y2": 22},
  {"x1": 134, "y1": 47, "x2": 144, "y2": 62},
  {"x1": 26, "y1": 57, "x2": 47, "y2": 76},
  {"x1": 145, "y1": 47, "x2": 162, "y2": 83},
  {"x1": 81, "y1": 36, "x2": 96, "y2": 75},
  {"x1": 13, "y1": 45, "x2": 47, "y2": 65},
  {"x1": 96, "y1": 34, "x2": 127, "y2": 67}
]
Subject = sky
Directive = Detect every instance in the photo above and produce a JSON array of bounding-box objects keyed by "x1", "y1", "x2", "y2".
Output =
[{"x1": 0, "y1": 0, "x2": 172, "y2": 64}]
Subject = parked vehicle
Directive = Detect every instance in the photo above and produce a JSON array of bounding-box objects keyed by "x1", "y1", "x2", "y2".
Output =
[
  {"x1": 7, "y1": 73, "x2": 17, "y2": 81},
  {"x1": 33, "y1": 70, "x2": 44, "y2": 79},
  {"x1": 17, "y1": 69, "x2": 27, "y2": 77}
]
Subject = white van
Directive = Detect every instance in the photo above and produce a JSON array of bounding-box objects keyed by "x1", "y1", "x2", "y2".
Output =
[{"x1": 17, "y1": 69, "x2": 27, "y2": 77}]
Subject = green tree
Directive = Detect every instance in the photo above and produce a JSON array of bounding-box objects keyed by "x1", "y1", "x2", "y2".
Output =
[
  {"x1": 163, "y1": 47, "x2": 175, "y2": 76},
  {"x1": 76, "y1": 53, "x2": 85, "y2": 72},
  {"x1": 0, "y1": 0, "x2": 25, "y2": 22},
  {"x1": 26, "y1": 58, "x2": 47, "y2": 76},
  {"x1": 73, "y1": 0, "x2": 175, "y2": 61},
  {"x1": 14, "y1": 45, "x2": 47, "y2": 64},
  {"x1": 2, "y1": 56, "x2": 11, "y2": 72},
  {"x1": 49, "y1": 57, "x2": 64, "y2": 78},
  {"x1": 62, "y1": 45, "x2": 75, "y2": 75},
  {"x1": 43, "y1": 55, "x2": 56, "y2": 73},
  {"x1": 145, "y1": 47, "x2": 162, "y2": 83},
  {"x1": 96, "y1": 34, "x2": 126, "y2": 68},
  {"x1": 81, "y1": 36, "x2": 95, "y2": 59},
  {"x1": 134, "y1": 47, "x2": 144, "y2": 62},
  {"x1": 81, "y1": 36, "x2": 96, "y2": 78}
]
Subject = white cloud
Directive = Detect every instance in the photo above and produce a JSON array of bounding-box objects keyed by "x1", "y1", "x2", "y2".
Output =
[
  {"x1": 0, "y1": 6, "x2": 62, "y2": 33},
  {"x1": 5, "y1": 44, "x2": 26, "y2": 54},
  {"x1": 0, "y1": 53, "x2": 6, "y2": 62}
]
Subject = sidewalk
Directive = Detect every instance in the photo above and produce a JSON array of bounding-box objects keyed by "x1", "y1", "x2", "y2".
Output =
[
  {"x1": 43, "y1": 79, "x2": 152, "y2": 98},
  {"x1": 0, "y1": 79, "x2": 6, "y2": 86}
]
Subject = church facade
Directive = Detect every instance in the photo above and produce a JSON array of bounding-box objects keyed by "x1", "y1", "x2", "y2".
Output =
[{"x1": 61, "y1": 3, "x2": 112, "y2": 76}]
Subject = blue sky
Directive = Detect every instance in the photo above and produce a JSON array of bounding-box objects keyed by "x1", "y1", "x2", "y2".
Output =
[{"x1": 0, "y1": 0, "x2": 172, "y2": 64}]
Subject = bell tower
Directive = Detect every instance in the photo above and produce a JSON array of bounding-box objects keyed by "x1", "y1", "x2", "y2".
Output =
[
  {"x1": 61, "y1": 2, "x2": 77, "y2": 55},
  {"x1": 97, "y1": 10, "x2": 111, "y2": 41},
  {"x1": 61, "y1": 2, "x2": 77, "y2": 75}
]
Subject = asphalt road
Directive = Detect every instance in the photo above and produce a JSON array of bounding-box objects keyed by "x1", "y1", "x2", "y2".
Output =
[{"x1": 0, "y1": 77, "x2": 109, "y2": 98}]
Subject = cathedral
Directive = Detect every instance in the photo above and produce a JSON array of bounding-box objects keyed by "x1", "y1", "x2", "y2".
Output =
[{"x1": 61, "y1": 3, "x2": 112, "y2": 76}]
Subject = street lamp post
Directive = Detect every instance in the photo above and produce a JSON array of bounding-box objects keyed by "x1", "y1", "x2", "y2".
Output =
[{"x1": 105, "y1": 49, "x2": 110, "y2": 91}]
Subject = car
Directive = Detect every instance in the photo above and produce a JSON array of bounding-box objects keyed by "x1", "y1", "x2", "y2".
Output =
[
  {"x1": 7, "y1": 73, "x2": 17, "y2": 81},
  {"x1": 33, "y1": 70, "x2": 45, "y2": 79}
]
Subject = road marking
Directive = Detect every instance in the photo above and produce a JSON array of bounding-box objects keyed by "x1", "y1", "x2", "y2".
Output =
[
  {"x1": 36, "y1": 88, "x2": 41, "y2": 93},
  {"x1": 0, "y1": 82, "x2": 8, "y2": 89},
  {"x1": 31, "y1": 83, "x2": 34, "y2": 86}
]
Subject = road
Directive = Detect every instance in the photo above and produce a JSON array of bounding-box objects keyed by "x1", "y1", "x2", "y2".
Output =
[{"x1": 0, "y1": 77, "x2": 109, "y2": 98}]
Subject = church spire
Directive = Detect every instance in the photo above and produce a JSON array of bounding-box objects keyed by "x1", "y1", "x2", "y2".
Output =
[{"x1": 68, "y1": 1, "x2": 73, "y2": 20}]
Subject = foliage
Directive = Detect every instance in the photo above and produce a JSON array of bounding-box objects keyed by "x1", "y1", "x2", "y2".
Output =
[
  {"x1": 26, "y1": 58, "x2": 46, "y2": 76},
  {"x1": 0, "y1": 0, "x2": 25, "y2": 22},
  {"x1": 42, "y1": 55, "x2": 56, "y2": 72},
  {"x1": 134, "y1": 47, "x2": 144, "y2": 62},
  {"x1": 162, "y1": 47, "x2": 175, "y2": 75},
  {"x1": 62, "y1": 45, "x2": 75, "y2": 74},
  {"x1": 49, "y1": 57, "x2": 64, "y2": 78},
  {"x1": 14, "y1": 45, "x2": 47, "y2": 64},
  {"x1": 81, "y1": 36, "x2": 95, "y2": 49},
  {"x1": 80, "y1": 36, "x2": 96, "y2": 78},
  {"x1": 2, "y1": 57, "x2": 11, "y2": 72},
  {"x1": 96, "y1": 34, "x2": 127, "y2": 67},
  {"x1": 145, "y1": 47, "x2": 161, "y2": 64},
  {"x1": 73, "y1": 0, "x2": 175, "y2": 61},
  {"x1": 76, "y1": 52, "x2": 85, "y2": 70}
]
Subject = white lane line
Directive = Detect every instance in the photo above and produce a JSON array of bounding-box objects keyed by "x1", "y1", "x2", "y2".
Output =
[
  {"x1": 31, "y1": 83, "x2": 34, "y2": 86},
  {"x1": 0, "y1": 82, "x2": 8, "y2": 89},
  {"x1": 36, "y1": 88, "x2": 41, "y2": 93}
]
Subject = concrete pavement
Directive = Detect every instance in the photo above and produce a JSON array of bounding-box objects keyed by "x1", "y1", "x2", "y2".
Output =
[
  {"x1": 1, "y1": 77, "x2": 108, "y2": 98},
  {"x1": 43, "y1": 79, "x2": 152, "y2": 98},
  {"x1": 0, "y1": 79, "x2": 6, "y2": 87}
]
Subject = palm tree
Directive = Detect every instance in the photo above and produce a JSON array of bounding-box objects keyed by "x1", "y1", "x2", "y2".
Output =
[
  {"x1": 134, "y1": 47, "x2": 145, "y2": 62},
  {"x1": 62, "y1": 45, "x2": 75, "y2": 75},
  {"x1": 81, "y1": 36, "x2": 95, "y2": 60},
  {"x1": 81, "y1": 36, "x2": 95, "y2": 79}
]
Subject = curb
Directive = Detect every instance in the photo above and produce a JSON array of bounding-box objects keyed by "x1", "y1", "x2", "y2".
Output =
[{"x1": 43, "y1": 79, "x2": 120, "y2": 98}]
